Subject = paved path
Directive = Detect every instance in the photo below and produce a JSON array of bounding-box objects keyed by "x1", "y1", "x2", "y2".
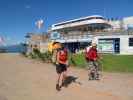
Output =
[{"x1": 0, "y1": 53, "x2": 133, "y2": 100}]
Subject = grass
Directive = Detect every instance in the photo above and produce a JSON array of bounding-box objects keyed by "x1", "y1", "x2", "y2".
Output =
[
  {"x1": 69, "y1": 53, "x2": 87, "y2": 68},
  {"x1": 101, "y1": 54, "x2": 133, "y2": 73},
  {"x1": 70, "y1": 53, "x2": 133, "y2": 73}
]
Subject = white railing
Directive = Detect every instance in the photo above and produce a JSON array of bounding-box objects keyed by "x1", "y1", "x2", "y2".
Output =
[{"x1": 59, "y1": 33, "x2": 93, "y2": 40}]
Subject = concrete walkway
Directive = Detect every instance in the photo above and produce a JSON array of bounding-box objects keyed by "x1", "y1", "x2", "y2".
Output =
[{"x1": 0, "y1": 53, "x2": 133, "y2": 100}]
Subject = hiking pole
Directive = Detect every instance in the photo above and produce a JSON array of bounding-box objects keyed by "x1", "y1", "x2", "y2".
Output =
[{"x1": 99, "y1": 58, "x2": 103, "y2": 79}]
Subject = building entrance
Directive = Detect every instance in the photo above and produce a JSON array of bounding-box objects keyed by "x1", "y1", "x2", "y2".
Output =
[{"x1": 63, "y1": 42, "x2": 90, "y2": 53}]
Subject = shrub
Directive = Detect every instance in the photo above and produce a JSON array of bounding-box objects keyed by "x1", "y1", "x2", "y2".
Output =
[
  {"x1": 39, "y1": 51, "x2": 52, "y2": 62},
  {"x1": 28, "y1": 52, "x2": 37, "y2": 59},
  {"x1": 69, "y1": 53, "x2": 87, "y2": 68},
  {"x1": 32, "y1": 48, "x2": 41, "y2": 58}
]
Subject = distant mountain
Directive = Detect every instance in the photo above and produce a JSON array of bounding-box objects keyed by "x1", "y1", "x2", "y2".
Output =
[{"x1": 0, "y1": 44, "x2": 26, "y2": 53}]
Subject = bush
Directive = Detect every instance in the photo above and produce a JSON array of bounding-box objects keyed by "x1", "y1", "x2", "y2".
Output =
[
  {"x1": 32, "y1": 48, "x2": 41, "y2": 59},
  {"x1": 28, "y1": 52, "x2": 37, "y2": 59},
  {"x1": 69, "y1": 53, "x2": 87, "y2": 68},
  {"x1": 26, "y1": 49, "x2": 52, "y2": 63},
  {"x1": 39, "y1": 51, "x2": 52, "y2": 62}
]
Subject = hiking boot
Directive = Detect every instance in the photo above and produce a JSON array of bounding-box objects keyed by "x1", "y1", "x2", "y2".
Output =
[
  {"x1": 95, "y1": 76, "x2": 100, "y2": 80},
  {"x1": 89, "y1": 77, "x2": 92, "y2": 80},
  {"x1": 56, "y1": 84, "x2": 61, "y2": 91},
  {"x1": 62, "y1": 81, "x2": 68, "y2": 87},
  {"x1": 91, "y1": 72, "x2": 95, "y2": 79},
  {"x1": 95, "y1": 73, "x2": 100, "y2": 80},
  {"x1": 61, "y1": 82, "x2": 65, "y2": 87}
]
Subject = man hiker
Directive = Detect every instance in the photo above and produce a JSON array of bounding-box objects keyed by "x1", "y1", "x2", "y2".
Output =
[
  {"x1": 85, "y1": 43, "x2": 100, "y2": 80},
  {"x1": 54, "y1": 43, "x2": 68, "y2": 91}
]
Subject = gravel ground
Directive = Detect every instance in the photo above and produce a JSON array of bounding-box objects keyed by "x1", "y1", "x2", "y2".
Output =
[{"x1": 0, "y1": 53, "x2": 133, "y2": 100}]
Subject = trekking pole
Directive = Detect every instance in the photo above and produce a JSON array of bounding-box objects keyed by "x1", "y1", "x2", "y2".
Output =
[{"x1": 99, "y1": 57, "x2": 103, "y2": 79}]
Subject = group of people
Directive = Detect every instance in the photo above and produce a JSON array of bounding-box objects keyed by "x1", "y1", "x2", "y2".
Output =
[{"x1": 51, "y1": 42, "x2": 101, "y2": 91}]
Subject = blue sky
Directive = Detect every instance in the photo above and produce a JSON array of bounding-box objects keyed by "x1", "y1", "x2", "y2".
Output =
[{"x1": 0, "y1": 0, "x2": 133, "y2": 45}]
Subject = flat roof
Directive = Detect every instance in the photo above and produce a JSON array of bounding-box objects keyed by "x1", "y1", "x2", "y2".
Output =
[{"x1": 53, "y1": 15, "x2": 104, "y2": 26}]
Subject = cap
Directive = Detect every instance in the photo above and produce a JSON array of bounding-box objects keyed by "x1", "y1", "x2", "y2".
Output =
[{"x1": 91, "y1": 43, "x2": 97, "y2": 47}]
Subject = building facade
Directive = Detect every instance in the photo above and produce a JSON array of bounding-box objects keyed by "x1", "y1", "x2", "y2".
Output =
[
  {"x1": 93, "y1": 33, "x2": 133, "y2": 54},
  {"x1": 49, "y1": 15, "x2": 111, "y2": 53},
  {"x1": 49, "y1": 15, "x2": 133, "y2": 54},
  {"x1": 25, "y1": 33, "x2": 49, "y2": 54}
]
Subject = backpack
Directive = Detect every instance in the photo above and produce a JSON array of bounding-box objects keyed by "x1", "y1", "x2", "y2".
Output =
[
  {"x1": 58, "y1": 48, "x2": 68, "y2": 62},
  {"x1": 85, "y1": 47, "x2": 97, "y2": 61}
]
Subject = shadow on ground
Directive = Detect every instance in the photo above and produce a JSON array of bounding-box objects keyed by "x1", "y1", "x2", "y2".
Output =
[{"x1": 63, "y1": 76, "x2": 82, "y2": 88}]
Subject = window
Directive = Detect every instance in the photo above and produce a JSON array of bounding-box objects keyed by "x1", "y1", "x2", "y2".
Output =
[{"x1": 129, "y1": 38, "x2": 133, "y2": 46}]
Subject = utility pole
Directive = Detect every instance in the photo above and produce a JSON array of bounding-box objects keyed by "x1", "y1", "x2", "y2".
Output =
[{"x1": 103, "y1": 7, "x2": 106, "y2": 18}]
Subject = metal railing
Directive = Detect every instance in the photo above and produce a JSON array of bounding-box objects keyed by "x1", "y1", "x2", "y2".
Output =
[
  {"x1": 59, "y1": 30, "x2": 133, "y2": 40},
  {"x1": 60, "y1": 33, "x2": 93, "y2": 40}
]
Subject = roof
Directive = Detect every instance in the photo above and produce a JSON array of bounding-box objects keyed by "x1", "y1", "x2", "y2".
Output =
[{"x1": 52, "y1": 15, "x2": 104, "y2": 26}]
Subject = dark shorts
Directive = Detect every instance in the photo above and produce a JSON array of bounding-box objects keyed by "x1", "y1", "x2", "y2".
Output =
[{"x1": 56, "y1": 63, "x2": 67, "y2": 74}]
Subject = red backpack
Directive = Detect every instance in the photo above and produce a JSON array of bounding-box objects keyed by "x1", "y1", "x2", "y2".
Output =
[
  {"x1": 85, "y1": 47, "x2": 97, "y2": 61},
  {"x1": 59, "y1": 49, "x2": 68, "y2": 62}
]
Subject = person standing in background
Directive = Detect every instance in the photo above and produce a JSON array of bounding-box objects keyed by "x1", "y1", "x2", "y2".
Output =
[{"x1": 85, "y1": 43, "x2": 100, "y2": 80}]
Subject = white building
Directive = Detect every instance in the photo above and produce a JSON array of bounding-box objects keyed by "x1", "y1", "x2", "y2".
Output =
[
  {"x1": 49, "y1": 15, "x2": 111, "y2": 53},
  {"x1": 51, "y1": 15, "x2": 110, "y2": 31},
  {"x1": 93, "y1": 34, "x2": 133, "y2": 54},
  {"x1": 108, "y1": 16, "x2": 133, "y2": 31},
  {"x1": 123, "y1": 16, "x2": 133, "y2": 30},
  {"x1": 49, "y1": 15, "x2": 133, "y2": 54},
  {"x1": 108, "y1": 20, "x2": 122, "y2": 31},
  {"x1": 25, "y1": 33, "x2": 49, "y2": 54}
]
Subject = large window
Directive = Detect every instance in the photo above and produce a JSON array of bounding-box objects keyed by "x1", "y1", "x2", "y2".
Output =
[{"x1": 129, "y1": 38, "x2": 133, "y2": 46}]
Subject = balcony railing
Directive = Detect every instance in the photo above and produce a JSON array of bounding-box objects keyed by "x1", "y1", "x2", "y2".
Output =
[
  {"x1": 59, "y1": 33, "x2": 93, "y2": 40},
  {"x1": 50, "y1": 30, "x2": 133, "y2": 41}
]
